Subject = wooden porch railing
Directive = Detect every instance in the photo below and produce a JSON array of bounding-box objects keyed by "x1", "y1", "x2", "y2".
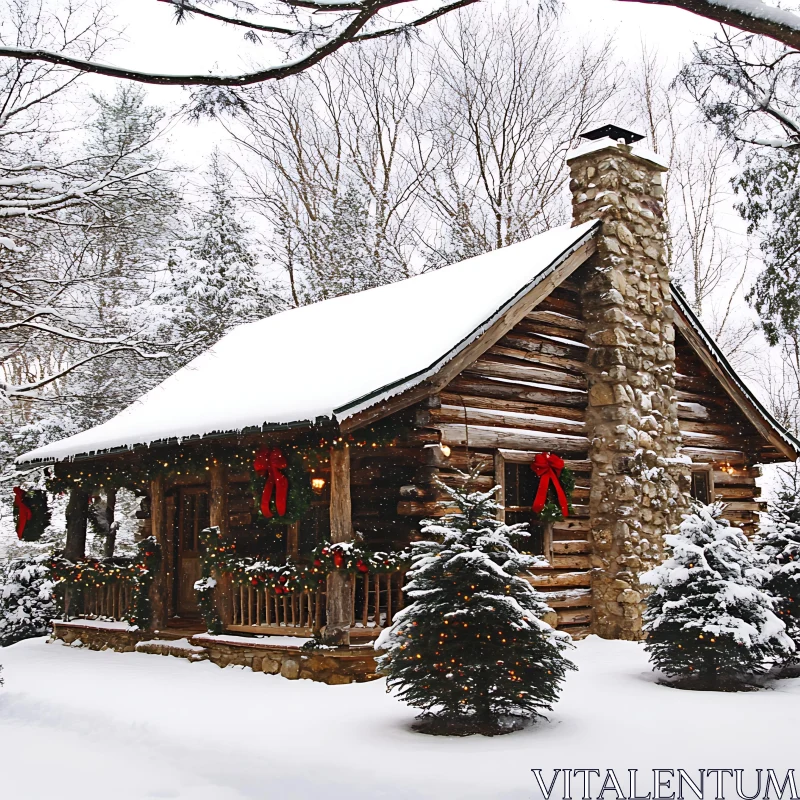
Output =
[
  {"x1": 64, "y1": 582, "x2": 134, "y2": 622},
  {"x1": 227, "y1": 571, "x2": 406, "y2": 638}
]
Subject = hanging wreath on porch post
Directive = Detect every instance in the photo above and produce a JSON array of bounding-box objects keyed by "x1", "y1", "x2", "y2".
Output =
[
  {"x1": 12, "y1": 487, "x2": 50, "y2": 542},
  {"x1": 530, "y1": 453, "x2": 574, "y2": 523}
]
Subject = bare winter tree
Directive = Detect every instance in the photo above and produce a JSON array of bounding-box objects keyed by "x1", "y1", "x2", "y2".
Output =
[
  {"x1": 627, "y1": 45, "x2": 758, "y2": 370},
  {"x1": 0, "y1": 0, "x2": 477, "y2": 107},
  {"x1": 229, "y1": 39, "x2": 433, "y2": 304},
  {"x1": 420, "y1": 5, "x2": 621, "y2": 265}
]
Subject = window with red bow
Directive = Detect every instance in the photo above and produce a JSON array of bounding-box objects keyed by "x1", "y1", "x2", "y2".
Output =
[{"x1": 503, "y1": 462, "x2": 545, "y2": 555}]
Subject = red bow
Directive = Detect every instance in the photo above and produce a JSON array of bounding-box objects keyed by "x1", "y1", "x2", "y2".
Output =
[
  {"x1": 254, "y1": 447, "x2": 288, "y2": 518},
  {"x1": 531, "y1": 453, "x2": 569, "y2": 518},
  {"x1": 13, "y1": 487, "x2": 32, "y2": 539}
]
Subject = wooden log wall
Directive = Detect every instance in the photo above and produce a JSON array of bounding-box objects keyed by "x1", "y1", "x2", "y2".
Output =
[
  {"x1": 410, "y1": 282, "x2": 594, "y2": 639},
  {"x1": 674, "y1": 330, "x2": 766, "y2": 537}
]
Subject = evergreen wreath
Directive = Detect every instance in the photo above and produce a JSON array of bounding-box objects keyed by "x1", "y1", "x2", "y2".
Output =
[
  {"x1": 12, "y1": 488, "x2": 50, "y2": 542},
  {"x1": 249, "y1": 447, "x2": 312, "y2": 529},
  {"x1": 530, "y1": 454, "x2": 575, "y2": 524}
]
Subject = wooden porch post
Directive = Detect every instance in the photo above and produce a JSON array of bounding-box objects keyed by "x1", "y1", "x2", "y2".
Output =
[
  {"x1": 323, "y1": 443, "x2": 354, "y2": 646},
  {"x1": 209, "y1": 460, "x2": 232, "y2": 628},
  {"x1": 64, "y1": 486, "x2": 90, "y2": 562},
  {"x1": 149, "y1": 476, "x2": 169, "y2": 631}
]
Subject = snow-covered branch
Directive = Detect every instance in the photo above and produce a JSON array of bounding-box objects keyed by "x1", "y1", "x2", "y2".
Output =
[
  {"x1": 620, "y1": 0, "x2": 800, "y2": 51},
  {"x1": 0, "y1": 0, "x2": 478, "y2": 91}
]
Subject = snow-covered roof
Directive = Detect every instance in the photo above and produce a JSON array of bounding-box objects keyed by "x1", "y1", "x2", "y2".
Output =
[{"x1": 17, "y1": 221, "x2": 600, "y2": 465}]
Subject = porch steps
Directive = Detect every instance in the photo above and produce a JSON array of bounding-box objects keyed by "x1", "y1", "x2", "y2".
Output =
[{"x1": 135, "y1": 637, "x2": 209, "y2": 662}]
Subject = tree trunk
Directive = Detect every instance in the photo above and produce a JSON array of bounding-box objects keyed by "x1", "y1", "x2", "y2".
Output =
[
  {"x1": 102, "y1": 487, "x2": 117, "y2": 559},
  {"x1": 323, "y1": 444, "x2": 354, "y2": 646},
  {"x1": 64, "y1": 487, "x2": 90, "y2": 561}
]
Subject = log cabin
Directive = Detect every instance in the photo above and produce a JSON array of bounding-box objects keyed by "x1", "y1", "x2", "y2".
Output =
[{"x1": 16, "y1": 123, "x2": 800, "y2": 681}]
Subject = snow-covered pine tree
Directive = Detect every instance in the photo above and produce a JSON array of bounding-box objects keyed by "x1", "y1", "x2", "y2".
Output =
[
  {"x1": 154, "y1": 151, "x2": 274, "y2": 362},
  {"x1": 756, "y1": 465, "x2": 800, "y2": 674},
  {"x1": 0, "y1": 554, "x2": 56, "y2": 646},
  {"x1": 642, "y1": 502, "x2": 794, "y2": 690},
  {"x1": 375, "y1": 473, "x2": 575, "y2": 735}
]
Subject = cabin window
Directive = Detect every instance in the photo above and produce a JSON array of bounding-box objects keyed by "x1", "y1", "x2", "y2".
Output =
[
  {"x1": 690, "y1": 468, "x2": 713, "y2": 506},
  {"x1": 299, "y1": 478, "x2": 331, "y2": 553},
  {"x1": 503, "y1": 461, "x2": 545, "y2": 555}
]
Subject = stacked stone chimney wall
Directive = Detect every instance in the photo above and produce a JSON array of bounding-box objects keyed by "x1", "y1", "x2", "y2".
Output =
[{"x1": 568, "y1": 142, "x2": 690, "y2": 640}]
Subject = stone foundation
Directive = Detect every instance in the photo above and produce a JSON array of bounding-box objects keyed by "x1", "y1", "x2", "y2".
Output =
[
  {"x1": 568, "y1": 137, "x2": 690, "y2": 640},
  {"x1": 193, "y1": 634, "x2": 380, "y2": 684},
  {"x1": 52, "y1": 620, "x2": 144, "y2": 652},
  {"x1": 50, "y1": 621, "x2": 379, "y2": 683}
]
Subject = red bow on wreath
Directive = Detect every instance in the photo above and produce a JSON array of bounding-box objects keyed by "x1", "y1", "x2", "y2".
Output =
[
  {"x1": 531, "y1": 452, "x2": 569, "y2": 518},
  {"x1": 254, "y1": 447, "x2": 288, "y2": 518},
  {"x1": 13, "y1": 487, "x2": 32, "y2": 540}
]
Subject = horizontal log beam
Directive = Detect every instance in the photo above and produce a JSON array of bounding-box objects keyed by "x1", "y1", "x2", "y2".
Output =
[
  {"x1": 440, "y1": 391, "x2": 585, "y2": 422},
  {"x1": 525, "y1": 310, "x2": 586, "y2": 331},
  {"x1": 449, "y1": 375, "x2": 588, "y2": 409},
  {"x1": 472, "y1": 358, "x2": 587, "y2": 390},
  {"x1": 437, "y1": 424, "x2": 590, "y2": 454},
  {"x1": 430, "y1": 405, "x2": 585, "y2": 436}
]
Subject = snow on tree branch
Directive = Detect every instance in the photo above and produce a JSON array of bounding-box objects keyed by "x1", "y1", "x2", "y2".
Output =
[{"x1": 619, "y1": 0, "x2": 800, "y2": 51}]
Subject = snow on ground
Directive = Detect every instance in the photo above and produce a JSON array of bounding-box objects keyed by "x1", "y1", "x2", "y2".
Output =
[{"x1": 0, "y1": 636, "x2": 797, "y2": 799}]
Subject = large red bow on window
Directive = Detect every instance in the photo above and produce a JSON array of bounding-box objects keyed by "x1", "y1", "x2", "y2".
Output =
[
  {"x1": 254, "y1": 447, "x2": 288, "y2": 518},
  {"x1": 13, "y1": 487, "x2": 32, "y2": 539},
  {"x1": 531, "y1": 453, "x2": 569, "y2": 518}
]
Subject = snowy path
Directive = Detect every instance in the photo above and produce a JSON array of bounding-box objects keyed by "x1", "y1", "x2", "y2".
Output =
[{"x1": 0, "y1": 636, "x2": 797, "y2": 799}]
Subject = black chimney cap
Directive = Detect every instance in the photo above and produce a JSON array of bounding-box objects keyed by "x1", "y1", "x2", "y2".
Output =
[{"x1": 579, "y1": 123, "x2": 645, "y2": 145}]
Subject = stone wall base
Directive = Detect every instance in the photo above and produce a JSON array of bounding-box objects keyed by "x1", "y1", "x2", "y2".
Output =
[
  {"x1": 52, "y1": 620, "x2": 144, "y2": 652},
  {"x1": 50, "y1": 622, "x2": 380, "y2": 684},
  {"x1": 193, "y1": 634, "x2": 380, "y2": 684}
]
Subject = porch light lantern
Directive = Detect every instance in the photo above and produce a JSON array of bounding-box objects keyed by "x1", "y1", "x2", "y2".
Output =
[{"x1": 311, "y1": 477, "x2": 326, "y2": 494}]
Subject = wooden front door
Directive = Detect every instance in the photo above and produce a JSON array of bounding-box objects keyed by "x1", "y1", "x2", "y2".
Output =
[{"x1": 177, "y1": 487, "x2": 210, "y2": 617}]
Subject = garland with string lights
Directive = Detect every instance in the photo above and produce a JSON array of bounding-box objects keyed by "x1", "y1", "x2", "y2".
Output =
[
  {"x1": 196, "y1": 527, "x2": 410, "y2": 600},
  {"x1": 49, "y1": 537, "x2": 161, "y2": 629}
]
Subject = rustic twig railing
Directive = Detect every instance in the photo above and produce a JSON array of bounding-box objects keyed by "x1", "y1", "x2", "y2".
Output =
[
  {"x1": 63, "y1": 582, "x2": 134, "y2": 622},
  {"x1": 227, "y1": 570, "x2": 406, "y2": 638}
]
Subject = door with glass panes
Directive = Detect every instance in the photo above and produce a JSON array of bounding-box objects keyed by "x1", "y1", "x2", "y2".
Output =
[{"x1": 177, "y1": 487, "x2": 210, "y2": 617}]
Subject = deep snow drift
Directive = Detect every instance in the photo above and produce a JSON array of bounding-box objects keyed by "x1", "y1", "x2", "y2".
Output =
[{"x1": 0, "y1": 636, "x2": 797, "y2": 799}]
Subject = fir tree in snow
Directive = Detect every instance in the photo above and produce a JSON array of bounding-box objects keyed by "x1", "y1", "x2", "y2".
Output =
[
  {"x1": 755, "y1": 465, "x2": 800, "y2": 672},
  {"x1": 375, "y1": 473, "x2": 575, "y2": 735},
  {"x1": 0, "y1": 554, "x2": 56, "y2": 647},
  {"x1": 155, "y1": 152, "x2": 273, "y2": 360},
  {"x1": 642, "y1": 503, "x2": 794, "y2": 689}
]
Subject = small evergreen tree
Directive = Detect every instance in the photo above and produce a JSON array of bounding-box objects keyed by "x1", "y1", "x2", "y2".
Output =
[
  {"x1": 642, "y1": 503, "x2": 794, "y2": 690},
  {"x1": 756, "y1": 465, "x2": 800, "y2": 674},
  {"x1": 376, "y1": 474, "x2": 575, "y2": 735},
  {"x1": 0, "y1": 554, "x2": 56, "y2": 647}
]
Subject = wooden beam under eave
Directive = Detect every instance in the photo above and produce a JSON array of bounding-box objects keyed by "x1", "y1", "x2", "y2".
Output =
[
  {"x1": 673, "y1": 311, "x2": 800, "y2": 462},
  {"x1": 339, "y1": 235, "x2": 597, "y2": 434}
]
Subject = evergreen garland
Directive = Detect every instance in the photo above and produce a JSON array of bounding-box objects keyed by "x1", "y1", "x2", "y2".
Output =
[{"x1": 49, "y1": 537, "x2": 160, "y2": 629}]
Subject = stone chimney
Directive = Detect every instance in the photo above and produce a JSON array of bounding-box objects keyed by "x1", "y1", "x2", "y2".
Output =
[{"x1": 567, "y1": 124, "x2": 690, "y2": 640}]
